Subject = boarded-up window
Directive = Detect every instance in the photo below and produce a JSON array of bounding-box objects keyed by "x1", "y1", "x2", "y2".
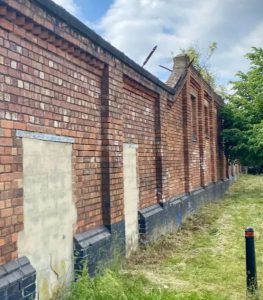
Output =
[{"x1": 18, "y1": 137, "x2": 76, "y2": 299}]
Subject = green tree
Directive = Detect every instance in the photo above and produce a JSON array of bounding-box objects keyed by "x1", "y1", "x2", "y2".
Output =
[
  {"x1": 221, "y1": 47, "x2": 263, "y2": 171},
  {"x1": 180, "y1": 42, "x2": 217, "y2": 88}
]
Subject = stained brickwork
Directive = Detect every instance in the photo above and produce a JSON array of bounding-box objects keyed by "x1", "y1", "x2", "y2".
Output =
[{"x1": 0, "y1": 0, "x2": 239, "y2": 281}]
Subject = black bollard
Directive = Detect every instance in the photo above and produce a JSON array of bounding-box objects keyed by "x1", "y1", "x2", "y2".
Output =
[{"x1": 245, "y1": 227, "x2": 258, "y2": 296}]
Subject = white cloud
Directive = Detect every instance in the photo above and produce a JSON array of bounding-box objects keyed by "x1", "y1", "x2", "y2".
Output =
[
  {"x1": 50, "y1": 0, "x2": 263, "y2": 86},
  {"x1": 97, "y1": 0, "x2": 263, "y2": 85},
  {"x1": 214, "y1": 21, "x2": 263, "y2": 84},
  {"x1": 52, "y1": 0, "x2": 79, "y2": 16}
]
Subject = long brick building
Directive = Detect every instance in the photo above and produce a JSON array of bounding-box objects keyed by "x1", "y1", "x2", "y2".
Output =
[{"x1": 0, "y1": 0, "x2": 239, "y2": 299}]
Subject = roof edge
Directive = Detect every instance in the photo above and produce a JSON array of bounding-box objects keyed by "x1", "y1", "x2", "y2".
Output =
[{"x1": 33, "y1": 0, "x2": 175, "y2": 94}]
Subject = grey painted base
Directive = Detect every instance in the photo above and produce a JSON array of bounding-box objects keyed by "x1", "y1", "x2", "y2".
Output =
[
  {"x1": 74, "y1": 221, "x2": 125, "y2": 276},
  {"x1": 139, "y1": 177, "x2": 235, "y2": 242},
  {"x1": 0, "y1": 257, "x2": 36, "y2": 300}
]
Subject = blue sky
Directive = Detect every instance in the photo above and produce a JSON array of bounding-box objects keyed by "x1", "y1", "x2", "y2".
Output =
[
  {"x1": 53, "y1": 0, "x2": 263, "y2": 90},
  {"x1": 71, "y1": 0, "x2": 112, "y2": 23}
]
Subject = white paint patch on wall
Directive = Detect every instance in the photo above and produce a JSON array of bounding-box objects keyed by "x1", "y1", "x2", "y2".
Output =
[
  {"x1": 17, "y1": 138, "x2": 77, "y2": 300},
  {"x1": 123, "y1": 144, "x2": 139, "y2": 256}
]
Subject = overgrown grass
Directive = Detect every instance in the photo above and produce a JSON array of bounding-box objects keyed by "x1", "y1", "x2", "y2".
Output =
[
  {"x1": 58, "y1": 267, "x2": 221, "y2": 300},
  {"x1": 57, "y1": 175, "x2": 263, "y2": 300},
  {"x1": 128, "y1": 175, "x2": 263, "y2": 299}
]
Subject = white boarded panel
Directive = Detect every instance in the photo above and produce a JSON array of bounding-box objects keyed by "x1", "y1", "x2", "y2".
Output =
[
  {"x1": 17, "y1": 138, "x2": 77, "y2": 299},
  {"x1": 123, "y1": 144, "x2": 139, "y2": 256}
]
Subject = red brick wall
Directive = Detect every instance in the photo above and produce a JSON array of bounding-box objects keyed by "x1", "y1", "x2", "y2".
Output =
[
  {"x1": 203, "y1": 96, "x2": 213, "y2": 185},
  {"x1": 123, "y1": 77, "x2": 158, "y2": 209},
  {"x1": 1, "y1": 24, "x2": 105, "y2": 232},
  {"x1": 166, "y1": 93, "x2": 185, "y2": 197},
  {"x1": 0, "y1": 125, "x2": 23, "y2": 265},
  {"x1": 0, "y1": 0, "x2": 234, "y2": 265},
  {"x1": 189, "y1": 82, "x2": 202, "y2": 190},
  {"x1": 0, "y1": 5, "x2": 106, "y2": 263}
]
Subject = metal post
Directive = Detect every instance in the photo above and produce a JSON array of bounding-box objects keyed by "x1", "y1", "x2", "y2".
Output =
[{"x1": 245, "y1": 227, "x2": 258, "y2": 296}]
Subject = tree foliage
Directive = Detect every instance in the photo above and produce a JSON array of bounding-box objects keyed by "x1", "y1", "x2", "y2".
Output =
[{"x1": 221, "y1": 47, "x2": 263, "y2": 169}]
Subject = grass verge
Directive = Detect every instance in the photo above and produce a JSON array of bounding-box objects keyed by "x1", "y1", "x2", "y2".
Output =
[{"x1": 57, "y1": 175, "x2": 263, "y2": 300}]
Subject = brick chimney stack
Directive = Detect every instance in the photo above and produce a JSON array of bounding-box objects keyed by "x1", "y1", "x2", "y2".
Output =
[{"x1": 166, "y1": 54, "x2": 189, "y2": 87}]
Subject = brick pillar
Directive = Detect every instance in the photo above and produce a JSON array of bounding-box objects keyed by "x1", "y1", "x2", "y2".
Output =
[
  {"x1": 198, "y1": 89, "x2": 205, "y2": 187},
  {"x1": 0, "y1": 122, "x2": 23, "y2": 265},
  {"x1": 217, "y1": 108, "x2": 226, "y2": 180},
  {"x1": 100, "y1": 64, "x2": 124, "y2": 227},
  {"x1": 209, "y1": 99, "x2": 216, "y2": 182},
  {"x1": 155, "y1": 93, "x2": 169, "y2": 203},
  {"x1": 182, "y1": 84, "x2": 190, "y2": 193},
  {"x1": 214, "y1": 105, "x2": 220, "y2": 181}
]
